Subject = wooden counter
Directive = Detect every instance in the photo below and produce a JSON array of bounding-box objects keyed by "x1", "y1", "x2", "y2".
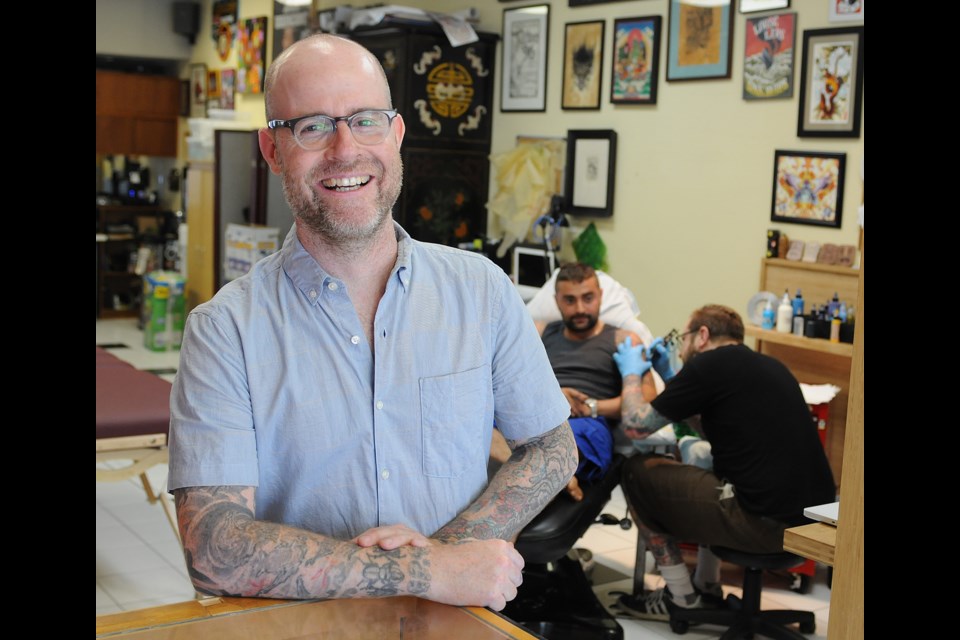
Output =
[{"x1": 783, "y1": 522, "x2": 836, "y2": 567}]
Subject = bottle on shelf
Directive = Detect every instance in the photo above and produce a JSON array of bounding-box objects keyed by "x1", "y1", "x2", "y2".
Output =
[
  {"x1": 762, "y1": 300, "x2": 775, "y2": 330},
  {"x1": 829, "y1": 308, "x2": 841, "y2": 343},
  {"x1": 827, "y1": 292, "x2": 840, "y2": 318},
  {"x1": 776, "y1": 290, "x2": 793, "y2": 333},
  {"x1": 791, "y1": 288, "x2": 804, "y2": 317}
]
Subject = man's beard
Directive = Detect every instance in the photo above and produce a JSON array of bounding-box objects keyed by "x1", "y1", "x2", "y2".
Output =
[
  {"x1": 562, "y1": 313, "x2": 598, "y2": 335},
  {"x1": 278, "y1": 153, "x2": 403, "y2": 246}
]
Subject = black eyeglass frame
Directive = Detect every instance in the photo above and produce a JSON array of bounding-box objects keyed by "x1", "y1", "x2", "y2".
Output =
[{"x1": 266, "y1": 109, "x2": 399, "y2": 148}]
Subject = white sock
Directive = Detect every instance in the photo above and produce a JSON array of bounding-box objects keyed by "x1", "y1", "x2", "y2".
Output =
[
  {"x1": 694, "y1": 546, "x2": 722, "y2": 592},
  {"x1": 659, "y1": 563, "x2": 696, "y2": 606}
]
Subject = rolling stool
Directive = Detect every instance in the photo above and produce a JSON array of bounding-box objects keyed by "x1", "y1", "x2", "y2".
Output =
[{"x1": 669, "y1": 546, "x2": 816, "y2": 639}]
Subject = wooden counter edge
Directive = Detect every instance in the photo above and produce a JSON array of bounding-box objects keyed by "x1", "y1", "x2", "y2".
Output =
[
  {"x1": 96, "y1": 597, "x2": 295, "y2": 636},
  {"x1": 783, "y1": 522, "x2": 836, "y2": 567},
  {"x1": 463, "y1": 606, "x2": 543, "y2": 640}
]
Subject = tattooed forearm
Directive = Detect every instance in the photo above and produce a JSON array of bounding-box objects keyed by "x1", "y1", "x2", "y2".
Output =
[
  {"x1": 620, "y1": 375, "x2": 671, "y2": 437},
  {"x1": 174, "y1": 486, "x2": 432, "y2": 600},
  {"x1": 434, "y1": 422, "x2": 577, "y2": 543}
]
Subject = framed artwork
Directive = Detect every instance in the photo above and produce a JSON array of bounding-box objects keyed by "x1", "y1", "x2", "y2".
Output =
[
  {"x1": 667, "y1": 0, "x2": 734, "y2": 81},
  {"x1": 189, "y1": 63, "x2": 208, "y2": 118},
  {"x1": 829, "y1": 0, "x2": 863, "y2": 23},
  {"x1": 564, "y1": 130, "x2": 618, "y2": 217},
  {"x1": 739, "y1": 0, "x2": 789, "y2": 13},
  {"x1": 501, "y1": 4, "x2": 550, "y2": 112},
  {"x1": 568, "y1": 0, "x2": 634, "y2": 5},
  {"x1": 796, "y1": 26, "x2": 863, "y2": 137},
  {"x1": 611, "y1": 16, "x2": 662, "y2": 105},
  {"x1": 770, "y1": 150, "x2": 846, "y2": 228},
  {"x1": 219, "y1": 68, "x2": 236, "y2": 110},
  {"x1": 742, "y1": 12, "x2": 796, "y2": 100},
  {"x1": 237, "y1": 16, "x2": 268, "y2": 95},
  {"x1": 273, "y1": 0, "x2": 312, "y2": 60},
  {"x1": 207, "y1": 70, "x2": 221, "y2": 99},
  {"x1": 562, "y1": 20, "x2": 605, "y2": 110}
]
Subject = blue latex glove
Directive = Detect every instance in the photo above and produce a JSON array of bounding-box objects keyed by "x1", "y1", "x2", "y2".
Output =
[
  {"x1": 645, "y1": 337, "x2": 676, "y2": 382},
  {"x1": 613, "y1": 336, "x2": 652, "y2": 378}
]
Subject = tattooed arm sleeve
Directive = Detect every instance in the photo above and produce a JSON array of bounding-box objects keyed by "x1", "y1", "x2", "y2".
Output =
[
  {"x1": 174, "y1": 486, "x2": 433, "y2": 600},
  {"x1": 432, "y1": 421, "x2": 578, "y2": 543}
]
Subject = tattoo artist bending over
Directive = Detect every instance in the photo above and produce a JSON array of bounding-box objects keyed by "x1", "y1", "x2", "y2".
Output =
[
  {"x1": 610, "y1": 304, "x2": 835, "y2": 622},
  {"x1": 168, "y1": 34, "x2": 577, "y2": 612}
]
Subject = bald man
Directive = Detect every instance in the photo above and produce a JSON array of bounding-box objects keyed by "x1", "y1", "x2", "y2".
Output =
[{"x1": 168, "y1": 35, "x2": 576, "y2": 611}]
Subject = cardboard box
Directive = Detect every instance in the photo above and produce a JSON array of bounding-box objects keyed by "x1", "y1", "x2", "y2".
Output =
[{"x1": 224, "y1": 224, "x2": 280, "y2": 282}]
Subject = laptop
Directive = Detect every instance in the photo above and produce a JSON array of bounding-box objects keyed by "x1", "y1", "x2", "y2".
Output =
[{"x1": 803, "y1": 501, "x2": 839, "y2": 526}]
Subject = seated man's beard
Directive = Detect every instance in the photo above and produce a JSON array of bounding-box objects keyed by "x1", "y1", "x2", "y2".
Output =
[{"x1": 564, "y1": 314, "x2": 598, "y2": 333}]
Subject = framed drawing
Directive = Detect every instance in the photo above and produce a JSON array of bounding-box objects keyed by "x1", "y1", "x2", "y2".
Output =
[
  {"x1": 569, "y1": 0, "x2": 634, "y2": 5},
  {"x1": 770, "y1": 150, "x2": 846, "y2": 228},
  {"x1": 562, "y1": 20, "x2": 605, "y2": 110},
  {"x1": 739, "y1": 0, "x2": 789, "y2": 13},
  {"x1": 564, "y1": 130, "x2": 618, "y2": 217},
  {"x1": 796, "y1": 26, "x2": 863, "y2": 137},
  {"x1": 189, "y1": 63, "x2": 208, "y2": 118},
  {"x1": 207, "y1": 69, "x2": 221, "y2": 99},
  {"x1": 742, "y1": 12, "x2": 796, "y2": 100},
  {"x1": 667, "y1": 0, "x2": 734, "y2": 81},
  {"x1": 237, "y1": 16, "x2": 268, "y2": 95},
  {"x1": 611, "y1": 16, "x2": 662, "y2": 104},
  {"x1": 501, "y1": 4, "x2": 550, "y2": 112},
  {"x1": 219, "y1": 68, "x2": 236, "y2": 110},
  {"x1": 829, "y1": 0, "x2": 863, "y2": 23}
]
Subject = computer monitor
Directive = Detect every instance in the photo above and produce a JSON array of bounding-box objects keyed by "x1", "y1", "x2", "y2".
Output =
[{"x1": 512, "y1": 244, "x2": 556, "y2": 301}]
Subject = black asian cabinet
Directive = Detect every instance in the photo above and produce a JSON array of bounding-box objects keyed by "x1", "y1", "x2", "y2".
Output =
[{"x1": 350, "y1": 25, "x2": 498, "y2": 247}]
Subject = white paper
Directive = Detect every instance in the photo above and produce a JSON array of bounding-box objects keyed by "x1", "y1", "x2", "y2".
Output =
[{"x1": 799, "y1": 383, "x2": 841, "y2": 405}]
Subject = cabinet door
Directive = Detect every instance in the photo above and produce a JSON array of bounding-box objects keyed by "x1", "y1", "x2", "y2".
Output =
[
  {"x1": 134, "y1": 118, "x2": 178, "y2": 157},
  {"x1": 401, "y1": 147, "x2": 489, "y2": 246},
  {"x1": 353, "y1": 31, "x2": 497, "y2": 148},
  {"x1": 96, "y1": 115, "x2": 136, "y2": 155}
]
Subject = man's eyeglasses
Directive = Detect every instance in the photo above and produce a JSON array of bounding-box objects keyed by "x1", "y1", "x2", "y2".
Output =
[
  {"x1": 664, "y1": 328, "x2": 697, "y2": 348},
  {"x1": 267, "y1": 109, "x2": 399, "y2": 150}
]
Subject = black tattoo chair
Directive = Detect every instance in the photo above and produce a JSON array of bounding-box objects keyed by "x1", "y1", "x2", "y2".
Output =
[{"x1": 502, "y1": 453, "x2": 628, "y2": 640}]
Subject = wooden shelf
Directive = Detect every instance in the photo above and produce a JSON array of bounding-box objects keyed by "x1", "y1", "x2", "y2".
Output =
[
  {"x1": 745, "y1": 325, "x2": 853, "y2": 358},
  {"x1": 783, "y1": 522, "x2": 836, "y2": 567},
  {"x1": 763, "y1": 257, "x2": 859, "y2": 277}
]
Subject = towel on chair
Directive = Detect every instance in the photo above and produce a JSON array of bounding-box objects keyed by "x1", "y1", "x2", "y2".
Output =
[{"x1": 569, "y1": 417, "x2": 613, "y2": 484}]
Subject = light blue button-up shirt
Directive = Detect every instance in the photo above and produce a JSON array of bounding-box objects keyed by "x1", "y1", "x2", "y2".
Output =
[{"x1": 168, "y1": 224, "x2": 569, "y2": 539}]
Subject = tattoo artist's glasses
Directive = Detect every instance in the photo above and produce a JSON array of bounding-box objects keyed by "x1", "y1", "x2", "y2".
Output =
[
  {"x1": 664, "y1": 328, "x2": 697, "y2": 348},
  {"x1": 267, "y1": 109, "x2": 399, "y2": 150}
]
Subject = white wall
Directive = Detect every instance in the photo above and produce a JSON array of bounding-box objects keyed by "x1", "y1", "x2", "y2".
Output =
[{"x1": 96, "y1": 0, "x2": 194, "y2": 61}]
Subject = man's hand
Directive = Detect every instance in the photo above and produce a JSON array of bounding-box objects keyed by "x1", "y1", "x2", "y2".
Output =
[
  {"x1": 613, "y1": 336, "x2": 652, "y2": 378},
  {"x1": 561, "y1": 387, "x2": 590, "y2": 417},
  {"x1": 645, "y1": 337, "x2": 676, "y2": 382},
  {"x1": 426, "y1": 539, "x2": 525, "y2": 611},
  {"x1": 353, "y1": 524, "x2": 432, "y2": 550},
  {"x1": 565, "y1": 475, "x2": 584, "y2": 501}
]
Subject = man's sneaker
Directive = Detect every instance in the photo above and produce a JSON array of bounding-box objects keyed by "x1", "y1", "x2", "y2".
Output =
[
  {"x1": 614, "y1": 587, "x2": 722, "y2": 622},
  {"x1": 693, "y1": 582, "x2": 725, "y2": 608},
  {"x1": 615, "y1": 587, "x2": 681, "y2": 622}
]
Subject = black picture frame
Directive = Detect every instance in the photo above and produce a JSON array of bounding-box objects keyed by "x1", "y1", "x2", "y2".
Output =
[
  {"x1": 561, "y1": 20, "x2": 605, "y2": 110},
  {"x1": 666, "y1": 0, "x2": 735, "y2": 81},
  {"x1": 569, "y1": 0, "x2": 635, "y2": 6},
  {"x1": 564, "y1": 130, "x2": 618, "y2": 218},
  {"x1": 611, "y1": 16, "x2": 662, "y2": 105},
  {"x1": 796, "y1": 26, "x2": 864, "y2": 138},
  {"x1": 770, "y1": 149, "x2": 846, "y2": 228},
  {"x1": 501, "y1": 4, "x2": 550, "y2": 112},
  {"x1": 739, "y1": 0, "x2": 790, "y2": 13}
]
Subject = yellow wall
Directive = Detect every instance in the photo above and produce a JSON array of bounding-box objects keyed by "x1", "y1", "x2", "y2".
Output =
[{"x1": 190, "y1": 0, "x2": 864, "y2": 336}]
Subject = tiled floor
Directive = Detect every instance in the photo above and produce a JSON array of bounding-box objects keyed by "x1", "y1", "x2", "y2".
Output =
[{"x1": 96, "y1": 317, "x2": 832, "y2": 638}]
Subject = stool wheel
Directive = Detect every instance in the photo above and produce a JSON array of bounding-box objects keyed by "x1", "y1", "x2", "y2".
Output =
[
  {"x1": 669, "y1": 618, "x2": 689, "y2": 635},
  {"x1": 790, "y1": 573, "x2": 812, "y2": 594}
]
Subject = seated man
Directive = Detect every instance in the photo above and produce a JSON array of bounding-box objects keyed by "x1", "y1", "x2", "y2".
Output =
[
  {"x1": 492, "y1": 263, "x2": 656, "y2": 500},
  {"x1": 610, "y1": 304, "x2": 836, "y2": 621}
]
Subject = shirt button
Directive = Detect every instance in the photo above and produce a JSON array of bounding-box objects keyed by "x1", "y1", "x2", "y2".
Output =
[
  {"x1": 350, "y1": 335, "x2": 360, "y2": 345},
  {"x1": 376, "y1": 400, "x2": 384, "y2": 410},
  {"x1": 327, "y1": 282, "x2": 339, "y2": 291},
  {"x1": 309, "y1": 289, "x2": 317, "y2": 299},
  {"x1": 381, "y1": 469, "x2": 390, "y2": 479}
]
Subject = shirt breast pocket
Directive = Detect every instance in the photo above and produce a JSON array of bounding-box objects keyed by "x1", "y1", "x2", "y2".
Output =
[{"x1": 419, "y1": 365, "x2": 491, "y2": 478}]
